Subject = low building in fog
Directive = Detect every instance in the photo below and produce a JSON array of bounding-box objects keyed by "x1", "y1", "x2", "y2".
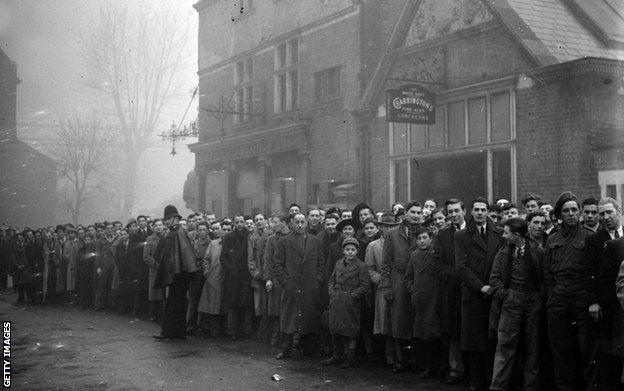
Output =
[
  {"x1": 190, "y1": 0, "x2": 624, "y2": 216},
  {"x1": 0, "y1": 48, "x2": 56, "y2": 228}
]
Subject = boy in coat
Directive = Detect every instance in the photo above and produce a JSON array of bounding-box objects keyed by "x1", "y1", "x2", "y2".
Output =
[{"x1": 322, "y1": 237, "x2": 370, "y2": 368}]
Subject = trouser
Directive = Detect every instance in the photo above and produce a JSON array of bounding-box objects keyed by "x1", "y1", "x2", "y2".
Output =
[
  {"x1": 94, "y1": 264, "x2": 114, "y2": 310},
  {"x1": 466, "y1": 350, "x2": 494, "y2": 390},
  {"x1": 448, "y1": 334, "x2": 465, "y2": 378},
  {"x1": 227, "y1": 307, "x2": 253, "y2": 337},
  {"x1": 384, "y1": 335, "x2": 396, "y2": 365},
  {"x1": 161, "y1": 274, "x2": 190, "y2": 338},
  {"x1": 266, "y1": 315, "x2": 281, "y2": 344},
  {"x1": 331, "y1": 335, "x2": 357, "y2": 358},
  {"x1": 186, "y1": 273, "x2": 204, "y2": 329},
  {"x1": 394, "y1": 338, "x2": 413, "y2": 365},
  {"x1": 547, "y1": 291, "x2": 596, "y2": 391},
  {"x1": 415, "y1": 338, "x2": 443, "y2": 373},
  {"x1": 148, "y1": 300, "x2": 163, "y2": 321},
  {"x1": 490, "y1": 290, "x2": 541, "y2": 391},
  {"x1": 204, "y1": 314, "x2": 226, "y2": 337},
  {"x1": 17, "y1": 283, "x2": 34, "y2": 302}
]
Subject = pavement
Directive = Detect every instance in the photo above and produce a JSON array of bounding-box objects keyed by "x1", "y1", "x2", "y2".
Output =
[{"x1": 2, "y1": 290, "x2": 465, "y2": 391}]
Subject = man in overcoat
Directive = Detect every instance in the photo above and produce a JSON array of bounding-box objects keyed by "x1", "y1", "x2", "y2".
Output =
[
  {"x1": 273, "y1": 212, "x2": 325, "y2": 359},
  {"x1": 143, "y1": 219, "x2": 164, "y2": 321},
  {"x1": 455, "y1": 197, "x2": 503, "y2": 391},
  {"x1": 129, "y1": 215, "x2": 152, "y2": 316},
  {"x1": 220, "y1": 215, "x2": 254, "y2": 340}
]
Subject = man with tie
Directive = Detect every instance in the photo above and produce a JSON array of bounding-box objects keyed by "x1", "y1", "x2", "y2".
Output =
[
  {"x1": 432, "y1": 198, "x2": 467, "y2": 385},
  {"x1": 587, "y1": 197, "x2": 624, "y2": 390},
  {"x1": 455, "y1": 197, "x2": 503, "y2": 391}
]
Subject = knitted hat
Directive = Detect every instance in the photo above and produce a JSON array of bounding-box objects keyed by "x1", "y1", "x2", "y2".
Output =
[{"x1": 342, "y1": 237, "x2": 359, "y2": 249}]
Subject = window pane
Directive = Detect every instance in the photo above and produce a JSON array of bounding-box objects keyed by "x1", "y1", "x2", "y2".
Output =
[
  {"x1": 491, "y1": 92, "x2": 511, "y2": 141},
  {"x1": 410, "y1": 124, "x2": 426, "y2": 151},
  {"x1": 328, "y1": 66, "x2": 340, "y2": 96},
  {"x1": 290, "y1": 70, "x2": 298, "y2": 109},
  {"x1": 468, "y1": 97, "x2": 486, "y2": 145},
  {"x1": 279, "y1": 74, "x2": 287, "y2": 111},
  {"x1": 428, "y1": 106, "x2": 445, "y2": 149},
  {"x1": 289, "y1": 39, "x2": 298, "y2": 65},
  {"x1": 395, "y1": 160, "x2": 408, "y2": 203},
  {"x1": 278, "y1": 43, "x2": 287, "y2": 69},
  {"x1": 448, "y1": 101, "x2": 465, "y2": 147},
  {"x1": 392, "y1": 123, "x2": 408, "y2": 154},
  {"x1": 492, "y1": 149, "x2": 511, "y2": 201},
  {"x1": 607, "y1": 184, "x2": 617, "y2": 199}
]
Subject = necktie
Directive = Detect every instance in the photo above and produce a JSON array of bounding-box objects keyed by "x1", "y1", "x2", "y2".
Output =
[
  {"x1": 480, "y1": 226, "x2": 486, "y2": 237},
  {"x1": 615, "y1": 230, "x2": 620, "y2": 239}
]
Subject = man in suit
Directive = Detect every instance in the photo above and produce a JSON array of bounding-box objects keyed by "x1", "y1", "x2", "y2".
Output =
[
  {"x1": 587, "y1": 197, "x2": 624, "y2": 390},
  {"x1": 455, "y1": 197, "x2": 503, "y2": 391},
  {"x1": 273, "y1": 212, "x2": 325, "y2": 359},
  {"x1": 128, "y1": 215, "x2": 152, "y2": 316},
  {"x1": 433, "y1": 198, "x2": 467, "y2": 385}
]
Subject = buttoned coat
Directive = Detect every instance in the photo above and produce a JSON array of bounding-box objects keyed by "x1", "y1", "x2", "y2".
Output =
[
  {"x1": 220, "y1": 229, "x2": 252, "y2": 309},
  {"x1": 273, "y1": 232, "x2": 325, "y2": 334},
  {"x1": 455, "y1": 220, "x2": 503, "y2": 351},
  {"x1": 142, "y1": 233, "x2": 162, "y2": 301},
  {"x1": 263, "y1": 232, "x2": 286, "y2": 317},
  {"x1": 248, "y1": 228, "x2": 272, "y2": 316},
  {"x1": 198, "y1": 238, "x2": 225, "y2": 315},
  {"x1": 595, "y1": 237, "x2": 624, "y2": 357},
  {"x1": 432, "y1": 226, "x2": 461, "y2": 335},
  {"x1": 328, "y1": 257, "x2": 371, "y2": 338},
  {"x1": 381, "y1": 225, "x2": 416, "y2": 339},
  {"x1": 365, "y1": 237, "x2": 391, "y2": 335}
]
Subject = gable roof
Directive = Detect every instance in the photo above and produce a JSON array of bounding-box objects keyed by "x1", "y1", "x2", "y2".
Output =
[{"x1": 360, "y1": 0, "x2": 624, "y2": 108}]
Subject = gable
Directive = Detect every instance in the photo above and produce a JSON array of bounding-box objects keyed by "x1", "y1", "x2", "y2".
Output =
[{"x1": 403, "y1": 0, "x2": 494, "y2": 48}]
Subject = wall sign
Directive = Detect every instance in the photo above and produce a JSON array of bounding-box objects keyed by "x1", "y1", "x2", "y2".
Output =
[{"x1": 386, "y1": 84, "x2": 435, "y2": 124}]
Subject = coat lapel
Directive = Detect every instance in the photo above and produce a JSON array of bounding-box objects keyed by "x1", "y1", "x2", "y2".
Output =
[
  {"x1": 288, "y1": 234, "x2": 304, "y2": 259},
  {"x1": 472, "y1": 230, "x2": 487, "y2": 252}
]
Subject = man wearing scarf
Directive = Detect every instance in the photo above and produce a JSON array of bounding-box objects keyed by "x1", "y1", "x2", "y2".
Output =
[{"x1": 153, "y1": 205, "x2": 200, "y2": 341}]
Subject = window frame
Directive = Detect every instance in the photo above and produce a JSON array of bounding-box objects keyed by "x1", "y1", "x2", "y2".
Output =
[
  {"x1": 233, "y1": 56, "x2": 255, "y2": 124},
  {"x1": 274, "y1": 37, "x2": 300, "y2": 113},
  {"x1": 314, "y1": 65, "x2": 342, "y2": 103}
]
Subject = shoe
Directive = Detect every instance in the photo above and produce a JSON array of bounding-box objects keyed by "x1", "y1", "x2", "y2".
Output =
[
  {"x1": 275, "y1": 350, "x2": 290, "y2": 360},
  {"x1": 445, "y1": 375, "x2": 463, "y2": 385},
  {"x1": 320, "y1": 356, "x2": 343, "y2": 366},
  {"x1": 392, "y1": 363, "x2": 408, "y2": 373}
]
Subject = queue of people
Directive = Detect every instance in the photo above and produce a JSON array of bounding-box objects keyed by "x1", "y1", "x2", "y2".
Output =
[{"x1": 2, "y1": 191, "x2": 624, "y2": 391}]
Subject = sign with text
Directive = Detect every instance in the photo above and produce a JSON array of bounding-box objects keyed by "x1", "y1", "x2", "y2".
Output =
[{"x1": 386, "y1": 84, "x2": 435, "y2": 124}]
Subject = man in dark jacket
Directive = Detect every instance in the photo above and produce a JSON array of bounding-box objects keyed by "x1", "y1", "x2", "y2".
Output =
[
  {"x1": 489, "y1": 218, "x2": 543, "y2": 391},
  {"x1": 220, "y1": 214, "x2": 253, "y2": 340},
  {"x1": 543, "y1": 192, "x2": 595, "y2": 390},
  {"x1": 128, "y1": 215, "x2": 152, "y2": 316},
  {"x1": 455, "y1": 197, "x2": 503, "y2": 391}
]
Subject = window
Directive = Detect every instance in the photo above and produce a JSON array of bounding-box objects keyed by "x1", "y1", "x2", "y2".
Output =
[
  {"x1": 234, "y1": 57, "x2": 254, "y2": 123},
  {"x1": 314, "y1": 66, "x2": 341, "y2": 102},
  {"x1": 447, "y1": 101, "x2": 465, "y2": 148},
  {"x1": 468, "y1": 97, "x2": 486, "y2": 145},
  {"x1": 274, "y1": 38, "x2": 299, "y2": 112},
  {"x1": 394, "y1": 160, "x2": 408, "y2": 203}
]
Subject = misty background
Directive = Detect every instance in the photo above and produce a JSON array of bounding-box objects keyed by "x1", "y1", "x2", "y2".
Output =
[{"x1": 0, "y1": 0, "x2": 199, "y2": 225}]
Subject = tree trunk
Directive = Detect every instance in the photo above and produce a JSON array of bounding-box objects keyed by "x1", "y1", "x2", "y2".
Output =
[{"x1": 121, "y1": 151, "x2": 141, "y2": 219}]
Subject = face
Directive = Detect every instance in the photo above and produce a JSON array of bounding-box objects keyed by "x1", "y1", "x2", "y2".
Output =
[
  {"x1": 88, "y1": 226, "x2": 97, "y2": 236},
  {"x1": 119, "y1": 230, "x2": 129, "y2": 241},
  {"x1": 245, "y1": 219, "x2": 255, "y2": 232},
  {"x1": 405, "y1": 205, "x2": 423, "y2": 225},
  {"x1": 525, "y1": 200, "x2": 540, "y2": 214},
  {"x1": 503, "y1": 207, "x2": 519, "y2": 222},
  {"x1": 153, "y1": 220, "x2": 164, "y2": 235},
  {"x1": 104, "y1": 225, "x2": 114, "y2": 236},
  {"x1": 471, "y1": 202, "x2": 488, "y2": 224},
  {"x1": 319, "y1": 209, "x2": 326, "y2": 219},
  {"x1": 137, "y1": 217, "x2": 147, "y2": 229},
  {"x1": 254, "y1": 214, "x2": 266, "y2": 229},
  {"x1": 308, "y1": 210, "x2": 321, "y2": 226},
  {"x1": 206, "y1": 214, "x2": 216, "y2": 224},
  {"x1": 343, "y1": 244, "x2": 358, "y2": 260},
  {"x1": 447, "y1": 203, "x2": 466, "y2": 226},
  {"x1": 540, "y1": 204, "x2": 553, "y2": 214},
  {"x1": 221, "y1": 223, "x2": 233, "y2": 235},
  {"x1": 179, "y1": 220, "x2": 187, "y2": 230},
  {"x1": 233, "y1": 216, "x2": 245, "y2": 231},
  {"x1": 289, "y1": 205, "x2": 300, "y2": 215},
  {"x1": 341, "y1": 211, "x2": 352, "y2": 220},
  {"x1": 433, "y1": 211, "x2": 447, "y2": 230},
  {"x1": 488, "y1": 211, "x2": 502, "y2": 226},
  {"x1": 424, "y1": 200, "x2": 437, "y2": 212},
  {"x1": 582, "y1": 204, "x2": 600, "y2": 227},
  {"x1": 26, "y1": 231, "x2": 35, "y2": 242},
  {"x1": 502, "y1": 225, "x2": 520, "y2": 245},
  {"x1": 128, "y1": 222, "x2": 138, "y2": 232},
  {"x1": 197, "y1": 225, "x2": 208, "y2": 239},
  {"x1": 359, "y1": 208, "x2": 373, "y2": 223},
  {"x1": 598, "y1": 203, "x2": 621, "y2": 231},
  {"x1": 113, "y1": 222, "x2": 123, "y2": 230},
  {"x1": 529, "y1": 216, "x2": 546, "y2": 238},
  {"x1": 211, "y1": 223, "x2": 222, "y2": 238},
  {"x1": 291, "y1": 214, "x2": 307, "y2": 234},
  {"x1": 392, "y1": 204, "x2": 404, "y2": 215},
  {"x1": 77, "y1": 229, "x2": 85, "y2": 240},
  {"x1": 85, "y1": 236, "x2": 93, "y2": 245},
  {"x1": 341, "y1": 225, "x2": 355, "y2": 238},
  {"x1": 561, "y1": 200, "x2": 580, "y2": 227},
  {"x1": 364, "y1": 222, "x2": 378, "y2": 238},
  {"x1": 324, "y1": 218, "x2": 337, "y2": 234},
  {"x1": 496, "y1": 199, "x2": 509, "y2": 208},
  {"x1": 187, "y1": 218, "x2": 196, "y2": 231},
  {"x1": 416, "y1": 232, "x2": 432, "y2": 250}
]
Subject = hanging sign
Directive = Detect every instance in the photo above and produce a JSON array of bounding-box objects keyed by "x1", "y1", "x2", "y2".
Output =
[{"x1": 386, "y1": 84, "x2": 435, "y2": 124}]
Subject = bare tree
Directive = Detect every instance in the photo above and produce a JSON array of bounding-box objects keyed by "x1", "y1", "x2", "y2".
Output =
[
  {"x1": 51, "y1": 114, "x2": 114, "y2": 225},
  {"x1": 82, "y1": 1, "x2": 192, "y2": 218}
]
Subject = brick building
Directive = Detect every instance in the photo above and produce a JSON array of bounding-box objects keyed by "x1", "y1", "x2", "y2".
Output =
[
  {"x1": 190, "y1": 0, "x2": 624, "y2": 216},
  {"x1": 0, "y1": 48, "x2": 57, "y2": 227}
]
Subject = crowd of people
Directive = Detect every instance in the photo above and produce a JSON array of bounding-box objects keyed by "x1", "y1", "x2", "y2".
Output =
[{"x1": 2, "y1": 191, "x2": 624, "y2": 391}]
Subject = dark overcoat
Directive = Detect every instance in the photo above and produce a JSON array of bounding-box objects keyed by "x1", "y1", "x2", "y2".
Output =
[
  {"x1": 220, "y1": 229, "x2": 253, "y2": 309},
  {"x1": 154, "y1": 226, "x2": 199, "y2": 289},
  {"x1": 248, "y1": 228, "x2": 272, "y2": 316},
  {"x1": 595, "y1": 237, "x2": 624, "y2": 356},
  {"x1": 455, "y1": 220, "x2": 503, "y2": 351},
  {"x1": 432, "y1": 226, "x2": 461, "y2": 335},
  {"x1": 263, "y1": 233, "x2": 285, "y2": 317},
  {"x1": 129, "y1": 228, "x2": 152, "y2": 295},
  {"x1": 404, "y1": 248, "x2": 451, "y2": 340},
  {"x1": 381, "y1": 225, "x2": 416, "y2": 339},
  {"x1": 273, "y1": 232, "x2": 325, "y2": 334},
  {"x1": 328, "y1": 257, "x2": 370, "y2": 338}
]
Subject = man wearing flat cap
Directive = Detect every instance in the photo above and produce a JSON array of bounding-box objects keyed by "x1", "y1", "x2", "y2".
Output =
[
  {"x1": 543, "y1": 191, "x2": 596, "y2": 390},
  {"x1": 153, "y1": 205, "x2": 200, "y2": 341}
]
